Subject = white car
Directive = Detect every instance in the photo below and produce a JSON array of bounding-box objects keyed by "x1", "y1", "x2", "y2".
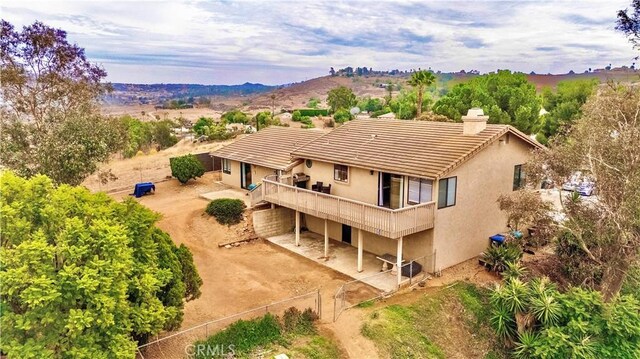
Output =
[{"x1": 562, "y1": 172, "x2": 596, "y2": 196}]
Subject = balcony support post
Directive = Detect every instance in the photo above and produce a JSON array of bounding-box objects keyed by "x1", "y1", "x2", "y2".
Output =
[
  {"x1": 324, "y1": 219, "x2": 329, "y2": 259},
  {"x1": 357, "y1": 229, "x2": 363, "y2": 272},
  {"x1": 396, "y1": 236, "x2": 403, "y2": 288},
  {"x1": 295, "y1": 210, "x2": 300, "y2": 246}
]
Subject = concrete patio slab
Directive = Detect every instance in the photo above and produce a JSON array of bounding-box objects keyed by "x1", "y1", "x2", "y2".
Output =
[
  {"x1": 199, "y1": 184, "x2": 251, "y2": 207},
  {"x1": 267, "y1": 231, "x2": 401, "y2": 292}
]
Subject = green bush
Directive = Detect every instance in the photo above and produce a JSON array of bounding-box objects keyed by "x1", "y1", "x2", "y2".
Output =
[
  {"x1": 193, "y1": 117, "x2": 214, "y2": 136},
  {"x1": 195, "y1": 314, "x2": 281, "y2": 358},
  {"x1": 221, "y1": 110, "x2": 249, "y2": 124},
  {"x1": 296, "y1": 108, "x2": 329, "y2": 117},
  {"x1": 170, "y1": 154, "x2": 205, "y2": 184},
  {"x1": 307, "y1": 98, "x2": 320, "y2": 108},
  {"x1": 490, "y1": 278, "x2": 640, "y2": 358},
  {"x1": 482, "y1": 243, "x2": 523, "y2": 273},
  {"x1": 205, "y1": 198, "x2": 246, "y2": 225},
  {"x1": 292, "y1": 110, "x2": 302, "y2": 122},
  {"x1": 194, "y1": 308, "x2": 319, "y2": 358},
  {"x1": 153, "y1": 119, "x2": 178, "y2": 149},
  {"x1": 333, "y1": 109, "x2": 353, "y2": 123}
]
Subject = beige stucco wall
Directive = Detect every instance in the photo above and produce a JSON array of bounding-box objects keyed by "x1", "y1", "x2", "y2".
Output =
[
  {"x1": 221, "y1": 160, "x2": 242, "y2": 188},
  {"x1": 301, "y1": 160, "x2": 434, "y2": 207},
  {"x1": 220, "y1": 159, "x2": 279, "y2": 189},
  {"x1": 302, "y1": 160, "x2": 380, "y2": 204},
  {"x1": 432, "y1": 134, "x2": 533, "y2": 271}
]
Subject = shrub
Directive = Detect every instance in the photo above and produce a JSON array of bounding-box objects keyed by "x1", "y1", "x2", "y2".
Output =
[
  {"x1": 195, "y1": 314, "x2": 281, "y2": 357},
  {"x1": 307, "y1": 98, "x2": 320, "y2": 108},
  {"x1": 296, "y1": 108, "x2": 329, "y2": 117},
  {"x1": 333, "y1": 109, "x2": 353, "y2": 123},
  {"x1": 193, "y1": 117, "x2": 214, "y2": 136},
  {"x1": 221, "y1": 110, "x2": 249, "y2": 124},
  {"x1": 153, "y1": 119, "x2": 178, "y2": 149},
  {"x1": 292, "y1": 110, "x2": 302, "y2": 122},
  {"x1": 489, "y1": 277, "x2": 640, "y2": 358},
  {"x1": 206, "y1": 198, "x2": 246, "y2": 225},
  {"x1": 482, "y1": 243, "x2": 523, "y2": 273},
  {"x1": 170, "y1": 154, "x2": 205, "y2": 184}
]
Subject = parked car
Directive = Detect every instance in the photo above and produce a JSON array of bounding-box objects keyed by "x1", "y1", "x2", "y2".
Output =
[
  {"x1": 577, "y1": 181, "x2": 596, "y2": 196},
  {"x1": 562, "y1": 171, "x2": 596, "y2": 196}
]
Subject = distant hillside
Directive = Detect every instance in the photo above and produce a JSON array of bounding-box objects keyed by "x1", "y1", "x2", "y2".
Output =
[{"x1": 104, "y1": 82, "x2": 277, "y2": 106}]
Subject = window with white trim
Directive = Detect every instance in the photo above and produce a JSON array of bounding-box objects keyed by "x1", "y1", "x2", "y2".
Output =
[
  {"x1": 408, "y1": 177, "x2": 433, "y2": 204},
  {"x1": 334, "y1": 164, "x2": 349, "y2": 182},
  {"x1": 222, "y1": 159, "x2": 231, "y2": 174}
]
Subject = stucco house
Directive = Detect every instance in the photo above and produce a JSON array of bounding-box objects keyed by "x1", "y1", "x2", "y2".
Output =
[
  {"x1": 210, "y1": 126, "x2": 324, "y2": 189},
  {"x1": 213, "y1": 109, "x2": 543, "y2": 285}
]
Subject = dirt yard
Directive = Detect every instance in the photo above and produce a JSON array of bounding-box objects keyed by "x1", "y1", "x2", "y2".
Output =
[
  {"x1": 83, "y1": 138, "x2": 237, "y2": 193},
  {"x1": 109, "y1": 172, "x2": 505, "y2": 358},
  {"x1": 111, "y1": 174, "x2": 369, "y2": 357}
]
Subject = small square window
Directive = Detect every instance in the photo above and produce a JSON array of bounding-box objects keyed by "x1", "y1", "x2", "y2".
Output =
[{"x1": 334, "y1": 164, "x2": 349, "y2": 182}]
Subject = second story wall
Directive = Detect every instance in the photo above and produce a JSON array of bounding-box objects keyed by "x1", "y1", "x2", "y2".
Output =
[
  {"x1": 302, "y1": 159, "x2": 379, "y2": 205},
  {"x1": 433, "y1": 133, "x2": 534, "y2": 270}
]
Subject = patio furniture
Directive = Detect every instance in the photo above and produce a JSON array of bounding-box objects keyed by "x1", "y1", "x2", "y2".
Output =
[
  {"x1": 321, "y1": 184, "x2": 331, "y2": 194},
  {"x1": 376, "y1": 253, "x2": 405, "y2": 274},
  {"x1": 312, "y1": 181, "x2": 323, "y2": 192}
]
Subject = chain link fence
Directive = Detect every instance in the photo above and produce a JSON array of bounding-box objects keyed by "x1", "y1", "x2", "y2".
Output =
[
  {"x1": 333, "y1": 251, "x2": 437, "y2": 321},
  {"x1": 137, "y1": 290, "x2": 321, "y2": 359}
]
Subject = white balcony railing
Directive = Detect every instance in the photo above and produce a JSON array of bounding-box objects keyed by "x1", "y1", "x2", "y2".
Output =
[{"x1": 251, "y1": 177, "x2": 435, "y2": 238}]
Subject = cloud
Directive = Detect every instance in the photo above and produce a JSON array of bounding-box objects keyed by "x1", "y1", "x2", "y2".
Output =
[{"x1": 1, "y1": 0, "x2": 637, "y2": 84}]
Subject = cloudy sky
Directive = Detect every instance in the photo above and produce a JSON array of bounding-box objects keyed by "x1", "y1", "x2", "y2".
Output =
[{"x1": 2, "y1": 0, "x2": 637, "y2": 85}]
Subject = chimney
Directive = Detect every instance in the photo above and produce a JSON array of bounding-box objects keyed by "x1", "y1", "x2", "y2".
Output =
[{"x1": 462, "y1": 108, "x2": 489, "y2": 135}]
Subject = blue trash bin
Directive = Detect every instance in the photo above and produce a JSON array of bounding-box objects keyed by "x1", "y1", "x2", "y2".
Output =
[{"x1": 489, "y1": 234, "x2": 505, "y2": 246}]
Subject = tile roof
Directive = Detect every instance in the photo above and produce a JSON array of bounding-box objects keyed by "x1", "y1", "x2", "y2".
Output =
[
  {"x1": 210, "y1": 126, "x2": 324, "y2": 170},
  {"x1": 291, "y1": 118, "x2": 543, "y2": 179}
]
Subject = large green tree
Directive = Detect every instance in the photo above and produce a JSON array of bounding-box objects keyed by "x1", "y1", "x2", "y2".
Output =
[
  {"x1": 432, "y1": 70, "x2": 541, "y2": 134},
  {"x1": 0, "y1": 20, "x2": 123, "y2": 185},
  {"x1": 536, "y1": 79, "x2": 598, "y2": 144},
  {"x1": 407, "y1": 70, "x2": 436, "y2": 118},
  {"x1": 527, "y1": 84, "x2": 640, "y2": 300},
  {"x1": 327, "y1": 86, "x2": 356, "y2": 113},
  {"x1": 0, "y1": 172, "x2": 202, "y2": 358}
]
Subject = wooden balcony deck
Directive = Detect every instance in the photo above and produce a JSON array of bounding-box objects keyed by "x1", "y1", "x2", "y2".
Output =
[{"x1": 251, "y1": 178, "x2": 435, "y2": 238}]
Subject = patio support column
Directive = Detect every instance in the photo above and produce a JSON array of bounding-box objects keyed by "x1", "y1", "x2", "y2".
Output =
[
  {"x1": 324, "y1": 219, "x2": 329, "y2": 259},
  {"x1": 396, "y1": 236, "x2": 403, "y2": 287},
  {"x1": 295, "y1": 210, "x2": 300, "y2": 246},
  {"x1": 357, "y1": 229, "x2": 363, "y2": 272}
]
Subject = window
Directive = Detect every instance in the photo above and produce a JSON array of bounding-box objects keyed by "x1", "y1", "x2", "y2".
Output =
[
  {"x1": 437, "y1": 177, "x2": 456, "y2": 209},
  {"x1": 334, "y1": 164, "x2": 349, "y2": 182},
  {"x1": 408, "y1": 177, "x2": 433, "y2": 204},
  {"x1": 513, "y1": 164, "x2": 525, "y2": 190},
  {"x1": 222, "y1": 159, "x2": 231, "y2": 174}
]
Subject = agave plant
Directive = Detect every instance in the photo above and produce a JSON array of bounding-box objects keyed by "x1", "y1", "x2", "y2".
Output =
[
  {"x1": 503, "y1": 278, "x2": 529, "y2": 314},
  {"x1": 502, "y1": 261, "x2": 529, "y2": 281},
  {"x1": 482, "y1": 243, "x2": 523, "y2": 273},
  {"x1": 513, "y1": 331, "x2": 540, "y2": 359},
  {"x1": 490, "y1": 300, "x2": 517, "y2": 340},
  {"x1": 529, "y1": 292, "x2": 562, "y2": 327}
]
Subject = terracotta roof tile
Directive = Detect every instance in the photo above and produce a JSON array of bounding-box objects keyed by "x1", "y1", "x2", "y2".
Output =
[
  {"x1": 291, "y1": 118, "x2": 542, "y2": 179},
  {"x1": 210, "y1": 126, "x2": 324, "y2": 170}
]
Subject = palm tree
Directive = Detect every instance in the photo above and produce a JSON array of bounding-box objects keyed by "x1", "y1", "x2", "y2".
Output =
[{"x1": 407, "y1": 70, "x2": 436, "y2": 118}]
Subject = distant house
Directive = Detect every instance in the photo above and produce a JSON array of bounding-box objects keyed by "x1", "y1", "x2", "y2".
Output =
[
  {"x1": 210, "y1": 127, "x2": 324, "y2": 189},
  {"x1": 241, "y1": 109, "x2": 543, "y2": 285}
]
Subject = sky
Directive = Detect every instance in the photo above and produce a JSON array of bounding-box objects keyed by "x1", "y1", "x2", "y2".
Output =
[{"x1": 2, "y1": 0, "x2": 637, "y2": 85}]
